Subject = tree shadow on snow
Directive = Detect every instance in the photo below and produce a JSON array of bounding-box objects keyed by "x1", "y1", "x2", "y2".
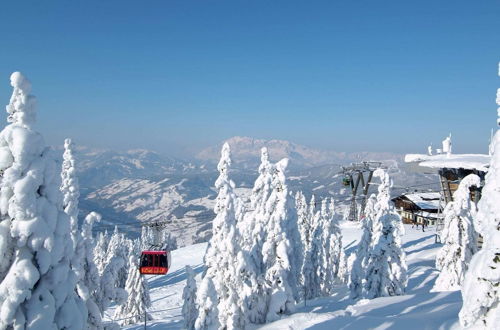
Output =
[
  {"x1": 402, "y1": 235, "x2": 436, "y2": 249},
  {"x1": 149, "y1": 263, "x2": 205, "y2": 288},
  {"x1": 125, "y1": 319, "x2": 183, "y2": 330},
  {"x1": 306, "y1": 290, "x2": 462, "y2": 330}
]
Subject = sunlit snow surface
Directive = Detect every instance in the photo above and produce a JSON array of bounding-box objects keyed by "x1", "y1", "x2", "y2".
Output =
[{"x1": 117, "y1": 223, "x2": 461, "y2": 329}]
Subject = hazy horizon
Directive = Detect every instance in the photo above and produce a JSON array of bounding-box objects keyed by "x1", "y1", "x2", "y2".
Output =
[{"x1": 1, "y1": 1, "x2": 499, "y2": 157}]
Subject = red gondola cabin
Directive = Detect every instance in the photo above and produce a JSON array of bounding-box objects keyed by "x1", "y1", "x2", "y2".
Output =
[{"x1": 140, "y1": 250, "x2": 171, "y2": 275}]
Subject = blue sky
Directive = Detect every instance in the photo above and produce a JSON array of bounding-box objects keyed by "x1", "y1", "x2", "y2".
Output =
[{"x1": 0, "y1": 0, "x2": 499, "y2": 157}]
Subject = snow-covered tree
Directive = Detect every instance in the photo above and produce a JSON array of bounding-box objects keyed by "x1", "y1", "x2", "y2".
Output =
[
  {"x1": 262, "y1": 158, "x2": 296, "y2": 321},
  {"x1": 61, "y1": 138, "x2": 80, "y2": 249},
  {"x1": 195, "y1": 276, "x2": 219, "y2": 330},
  {"x1": 0, "y1": 72, "x2": 85, "y2": 329},
  {"x1": 433, "y1": 174, "x2": 480, "y2": 292},
  {"x1": 94, "y1": 230, "x2": 110, "y2": 275},
  {"x1": 236, "y1": 148, "x2": 272, "y2": 325},
  {"x1": 459, "y1": 67, "x2": 500, "y2": 328},
  {"x1": 302, "y1": 206, "x2": 322, "y2": 300},
  {"x1": 114, "y1": 255, "x2": 151, "y2": 326},
  {"x1": 322, "y1": 198, "x2": 344, "y2": 294},
  {"x1": 74, "y1": 212, "x2": 104, "y2": 329},
  {"x1": 182, "y1": 265, "x2": 198, "y2": 330},
  {"x1": 97, "y1": 254, "x2": 128, "y2": 312},
  {"x1": 105, "y1": 226, "x2": 131, "y2": 288},
  {"x1": 349, "y1": 194, "x2": 376, "y2": 299},
  {"x1": 362, "y1": 169, "x2": 407, "y2": 299},
  {"x1": 195, "y1": 143, "x2": 245, "y2": 329}
]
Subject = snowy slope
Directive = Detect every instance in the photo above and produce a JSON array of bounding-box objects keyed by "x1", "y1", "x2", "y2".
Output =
[{"x1": 116, "y1": 223, "x2": 462, "y2": 329}]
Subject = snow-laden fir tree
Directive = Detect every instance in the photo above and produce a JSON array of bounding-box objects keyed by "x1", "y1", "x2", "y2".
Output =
[
  {"x1": 114, "y1": 255, "x2": 151, "y2": 326},
  {"x1": 105, "y1": 226, "x2": 131, "y2": 288},
  {"x1": 262, "y1": 158, "x2": 296, "y2": 321},
  {"x1": 432, "y1": 174, "x2": 480, "y2": 292},
  {"x1": 74, "y1": 212, "x2": 104, "y2": 329},
  {"x1": 0, "y1": 72, "x2": 86, "y2": 329},
  {"x1": 362, "y1": 169, "x2": 407, "y2": 299},
  {"x1": 349, "y1": 194, "x2": 376, "y2": 299},
  {"x1": 195, "y1": 276, "x2": 219, "y2": 330},
  {"x1": 301, "y1": 204, "x2": 322, "y2": 300},
  {"x1": 61, "y1": 138, "x2": 80, "y2": 249},
  {"x1": 195, "y1": 143, "x2": 245, "y2": 329},
  {"x1": 236, "y1": 148, "x2": 272, "y2": 325},
  {"x1": 322, "y1": 198, "x2": 344, "y2": 294},
  {"x1": 182, "y1": 265, "x2": 198, "y2": 330},
  {"x1": 459, "y1": 65, "x2": 500, "y2": 328},
  {"x1": 94, "y1": 230, "x2": 110, "y2": 275},
  {"x1": 97, "y1": 253, "x2": 128, "y2": 312}
]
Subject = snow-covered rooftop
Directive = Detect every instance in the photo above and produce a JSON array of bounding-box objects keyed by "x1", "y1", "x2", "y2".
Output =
[
  {"x1": 404, "y1": 153, "x2": 490, "y2": 172},
  {"x1": 401, "y1": 192, "x2": 441, "y2": 210}
]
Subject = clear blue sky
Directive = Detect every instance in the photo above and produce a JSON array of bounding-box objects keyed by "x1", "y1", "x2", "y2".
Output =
[{"x1": 0, "y1": 0, "x2": 499, "y2": 157}]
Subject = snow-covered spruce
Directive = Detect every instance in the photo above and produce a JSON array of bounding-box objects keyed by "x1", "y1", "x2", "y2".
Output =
[
  {"x1": 195, "y1": 143, "x2": 245, "y2": 329},
  {"x1": 432, "y1": 174, "x2": 480, "y2": 292},
  {"x1": 194, "y1": 276, "x2": 220, "y2": 330},
  {"x1": 362, "y1": 169, "x2": 407, "y2": 299},
  {"x1": 114, "y1": 255, "x2": 151, "y2": 326},
  {"x1": 61, "y1": 138, "x2": 80, "y2": 249},
  {"x1": 322, "y1": 198, "x2": 344, "y2": 294},
  {"x1": 105, "y1": 226, "x2": 132, "y2": 289},
  {"x1": 182, "y1": 265, "x2": 198, "y2": 330},
  {"x1": 94, "y1": 230, "x2": 110, "y2": 275},
  {"x1": 0, "y1": 72, "x2": 86, "y2": 329},
  {"x1": 349, "y1": 194, "x2": 376, "y2": 299},
  {"x1": 459, "y1": 67, "x2": 500, "y2": 328},
  {"x1": 237, "y1": 147, "x2": 272, "y2": 325},
  {"x1": 75, "y1": 212, "x2": 104, "y2": 329},
  {"x1": 302, "y1": 202, "x2": 322, "y2": 300},
  {"x1": 262, "y1": 158, "x2": 296, "y2": 322}
]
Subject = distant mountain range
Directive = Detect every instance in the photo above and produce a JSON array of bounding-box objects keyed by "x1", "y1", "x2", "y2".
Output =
[{"x1": 67, "y1": 137, "x2": 438, "y2": 246}]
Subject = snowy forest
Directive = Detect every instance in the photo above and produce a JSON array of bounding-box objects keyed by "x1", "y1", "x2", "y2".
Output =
[{"x1": 0, "y1": 66, "x2": 498, "y2": 330}]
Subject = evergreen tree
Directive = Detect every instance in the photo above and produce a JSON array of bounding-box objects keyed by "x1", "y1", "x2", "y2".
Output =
[
  {"x1": 194, "y1": 276, "x2": 219, "y2": 330},
  {"x1": 459, "y1": 67, "x2": 500, "y2": 328},
  {"x1": 114, "y1": 255, "x2": 151, "y2": 326},
  {"x1": 433, "y1": 174, "x2": 480, "y2": 292},
  {"x1": 94, "y1": 230, "x2": 110, "y2": 275},
  {"x1": 322, "y1": 198, "x2": 343, "y2": 294},
  {"x1": 262, "y1": 159, "x2": 295, "y2": 321},
  {"x1": 182, "y1": 265, "x2": 198, "y2": 330},
  {"x1": 0, "y1": 72, "x2": 85, "y2": 329},
  {"x1": 362, "y1": 169, "x2": 407, "y2": 299},
  {"x1": 349, "y1": 195, "x2": 376, "y2": 299},
  {"x1": 302, "y1": 204, "x2": 322, "y2": 300},
  {"x1": 75, "y1": 212, "x2": 104, "y2": 329},
  {"x1": 195, "y1": 143, "x2": 245, "y2": 329}
]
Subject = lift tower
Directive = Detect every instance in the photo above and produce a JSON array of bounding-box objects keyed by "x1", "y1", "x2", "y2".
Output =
[{"x1": 341, "y1": 161, "x2": 382, "y2": 221}]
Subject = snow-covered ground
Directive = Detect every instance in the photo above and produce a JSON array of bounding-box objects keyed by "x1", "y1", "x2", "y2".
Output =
[{"x1": 116, "y1": 222, "x2": 462, "y2": 329}]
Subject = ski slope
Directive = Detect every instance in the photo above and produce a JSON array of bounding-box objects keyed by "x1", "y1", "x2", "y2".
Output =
[{"x1": 120, "y1": 223, "x2": 462, "y2": 329}]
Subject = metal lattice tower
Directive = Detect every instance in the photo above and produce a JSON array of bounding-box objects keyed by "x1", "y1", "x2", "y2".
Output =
[{"x1": 341, "y1": 161, "x2": 382, "y2": 221}]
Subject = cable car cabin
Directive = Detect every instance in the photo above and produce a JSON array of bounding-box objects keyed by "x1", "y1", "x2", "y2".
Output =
[
  {"x1": 342, "y1": 177, "x2": 351, "y2": 186},
  {"x1": 140, "y1": 250, "x2": 171, "y2": 275}
]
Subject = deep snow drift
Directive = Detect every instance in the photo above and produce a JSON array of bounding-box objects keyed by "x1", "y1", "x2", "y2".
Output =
[{"x1": 113, "y1": 222, "x2": 462, "y2": 330}]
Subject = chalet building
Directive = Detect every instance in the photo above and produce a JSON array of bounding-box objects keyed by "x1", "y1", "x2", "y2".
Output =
[{"x1": 392, "y1": 192, "x2": 443, "y2": 226}]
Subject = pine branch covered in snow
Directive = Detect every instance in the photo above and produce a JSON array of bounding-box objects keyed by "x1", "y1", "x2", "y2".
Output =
[
  {"x1": 61, "y1": 138, "x2": 80, "y2": 249},
  {"x1": 0, "y1": 72, "x2": 86, "y2": 329},
  {"x1": 432, "y1": 174, "x2": 480, "y2": 292},
  {"x1": 459, "y1": 65, "x2": 500, "y2": 328},
  {"x1": 362, "y1": 169, "x2": 407, "y2": 299}
]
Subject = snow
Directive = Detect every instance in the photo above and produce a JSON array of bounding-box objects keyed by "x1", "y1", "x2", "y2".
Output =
[
  {"x1": 402, "y1": 192, "x2": 441, "y2": 210},
  {"x1": 404, "y1": 153, "x2": 490, "y2": 171},
  {"x1": 119, "y1": 223, "x2": 463, "y2": 330}
]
